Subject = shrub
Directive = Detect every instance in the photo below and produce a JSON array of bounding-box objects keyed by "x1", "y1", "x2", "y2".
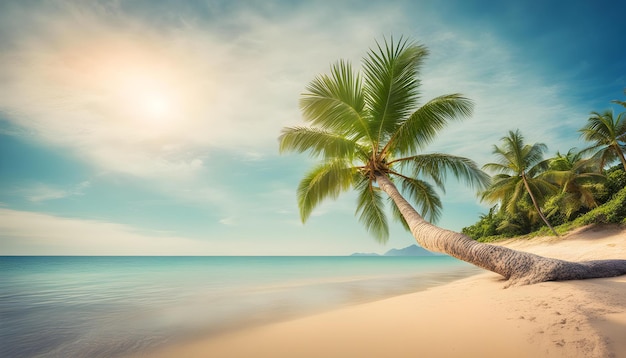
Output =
[
  {"x1": 606, "y1": 168, "x2": 626, "y2": 198},
  {"x1": 574, "y1": 186, "x2": 626, "y2": 225}
]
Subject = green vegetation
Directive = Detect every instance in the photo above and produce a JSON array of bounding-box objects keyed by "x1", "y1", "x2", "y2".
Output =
[
  {"x1": 463, "y1": 92, "x2": 626, "y2": 241},
  {"x1": 280, "y1": 36, "x2": 626, "y2": 285},
  {"x1": 279, "y1": 36, "x2": 489, "y2": 243},
  {"x1": 573, "y1": 185, "x2": 626, "y2": 226},
  {"x1": 481, "y1": 130, "x2": 558, "y2": 235}
]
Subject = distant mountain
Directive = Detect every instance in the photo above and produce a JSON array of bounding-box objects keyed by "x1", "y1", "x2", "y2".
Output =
[
  {"x1": 349, "y1": 252, "x2": 380, "y2": 257},
  {"x1": 350, "y1": 244, "x2": 437, "y2": 257},
  {"x1": 383, "y1": 244, "x2": 436, "y2": 256}
]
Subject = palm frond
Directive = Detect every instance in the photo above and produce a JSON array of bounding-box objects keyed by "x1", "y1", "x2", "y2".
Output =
[
  {"x1": 580, "y1": 111, "x2": 614, "y2": 143},
  {"x1": 525, "y1": 155, "x2": 550, "y2": 178},
  {"x1": 354, "y1": 178, "x2": 389, "y2": 242},
  {"x1": 392, "y1": 153, "x2": 490, "y2": 192},
  {"x1": 480, "y1": 174, "x2": 524, "y2": 215},
  {"x1": 616, "y1": 112, "x2": 626, "y2": 140},
  {"x1": 394, "y1": 175, "x2": 442, "y2": 222},
  {"x1": 389, "y1": 196, "x2": 411, "y2": 231},
  {"x1": 580, "y1": 110, "x2": 626, "y2": 170},
  {"x1": 482, "y1": 160, "x2": 512, "y2": 175},
  {"x1": 507, "y1": 180, "x2": 527, "y2": 214},
  {"x1": 388, "y1": 94, "x2": 474, "y2": 155},
  {"x1": 481, "y1": 174, "x2": 516, "y2": 202},
  {"x1": 300, "y1": 60, "x2": 369, "y2": 140},
  {"x1": 362, "y1": 36, "x2": 427, "y2": 148},
  {"x1": 524, "y1": 178, "x2": 558, "y2": 204},
  {"x1": 540, "y1": 170, "x2": 570, "y2": 187},
  {"x1": 485, "y1": 143, "x2": 520, "y2": 174},
  {"x1": 279, "y1": 126, "x2": 367, "y2": 159},
  {"x1": 524, "y1": 143, "x2": 549, "y2": 171},
  {"x1": 297, "y1": 159, "x2": 355, "y2": 222}
]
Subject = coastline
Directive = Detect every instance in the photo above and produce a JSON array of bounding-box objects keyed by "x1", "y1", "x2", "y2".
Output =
[{"x1": 136, "y1": 225, "x2": 626, "y2": 358}]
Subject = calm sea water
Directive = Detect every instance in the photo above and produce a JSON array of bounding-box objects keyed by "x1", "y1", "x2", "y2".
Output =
[{"x1": 0, "y1": 256, "x2": 481, "y2": 357}]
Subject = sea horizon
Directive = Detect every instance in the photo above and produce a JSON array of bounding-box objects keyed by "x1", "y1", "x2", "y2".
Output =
[{"x1": 1, "y1": 255, "x2": 482, "y2": 357}]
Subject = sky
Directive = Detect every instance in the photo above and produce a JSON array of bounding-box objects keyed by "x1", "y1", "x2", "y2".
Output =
[{"x1": 0, "y1": 0, "x2": 625, "y2": 255}]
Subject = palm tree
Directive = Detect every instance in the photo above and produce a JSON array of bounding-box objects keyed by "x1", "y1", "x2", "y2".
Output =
[
  {"x1": 579, "y1": 110, "x2": 626, "y2": 171},
  {"x1": 279, "y1": 37, "x2": 626, "y2": 286},
  {"x1": 542, "y1": 148, "x2": 605, "y2": 220},
  {"x1": 481, "y1": 130, "x2": 559, "y2": 236}
]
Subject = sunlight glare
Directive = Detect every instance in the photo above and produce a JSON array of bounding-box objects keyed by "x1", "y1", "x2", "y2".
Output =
[
  {"x1": 138, "y1": 90, "x2": 172, "y2": 119},
  {"x1": 113, "y1": 68, "x2": 182, "y2": 133},
  {"x1": 72, "y1": 43, "x2": 203, "y2": 139}
]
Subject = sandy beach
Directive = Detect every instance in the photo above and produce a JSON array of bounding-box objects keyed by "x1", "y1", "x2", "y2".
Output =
[{"x1": 138, "y1": 225, "x2": 626, "y2": 358}]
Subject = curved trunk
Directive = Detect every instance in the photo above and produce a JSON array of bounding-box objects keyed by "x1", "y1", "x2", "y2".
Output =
[
  {"x1": 521, "y1": 174, "x2": 559, "y2": 237},
  {"x1": 375, "y1": 174, "x2": 626, "y2": 287}
]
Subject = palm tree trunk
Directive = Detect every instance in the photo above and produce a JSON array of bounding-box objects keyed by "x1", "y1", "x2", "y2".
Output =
[
  {"x1": 521, "y1": 174, "x2": 559, "y2": 237},
  {"x1": 375, "y1": 174, "x2": 626, "y2": 287}
]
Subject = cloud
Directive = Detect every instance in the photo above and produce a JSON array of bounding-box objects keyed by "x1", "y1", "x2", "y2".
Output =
[
  {"x1": 18, "y1": 181, "x2": 91, "y2": 202},
  {"x1": 1, "y1": 2, "x2": 217, "y2": 179},
  {"x1": 0, "y1": 0, "x2": 601, "y2": 242},
  {"x1": 219, "y1": 216, "x2": 237, "y2": 226},
  {"x1": 0, "y1": 1, "x2": 408, "y2": 221},
  {"x1": 0, "y1": 207, "x2": 386, "y2": 256},
  {"x1": 414, "y1": 31, "x2": 591, "y2": 167},
  {"x1": 0, "y1": 208, "x2": 212, "y2": 255},
  {"x1": 0, "y1": 1, "x2": 401, "y2": 180},
  {"x1": 25, "y1": 185, "x2": 68, "y2": 202}
]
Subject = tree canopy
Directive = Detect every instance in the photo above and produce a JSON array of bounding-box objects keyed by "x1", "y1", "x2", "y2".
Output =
[{"x1": 280, "y1": 37, "x2": 489, "y2": 243}]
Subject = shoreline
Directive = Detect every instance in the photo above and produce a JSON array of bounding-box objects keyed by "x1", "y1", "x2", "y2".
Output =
[{"x1": 135, "y1": 225, "x2": 626, "y2": 358}]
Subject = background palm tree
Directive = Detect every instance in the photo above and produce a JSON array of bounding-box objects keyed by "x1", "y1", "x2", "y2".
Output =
[
  {"x1": 279, "y1": 36, "x2": 626, "y2": 286},
  {"x1": 542, "y1": 148, "x2": 605, "y2": 220},
  {"x1": 481, "y1": 130, "x2": 558, "y2": 236},
  {"x1": 579, "y1": 110, "x2": 626, "y2": 171}
]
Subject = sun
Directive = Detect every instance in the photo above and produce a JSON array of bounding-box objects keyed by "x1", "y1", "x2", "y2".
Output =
[
  {"x1": 83, "y1": 45, "x2": 193, "y2": 136},
  {"x1": 137, "y1": 90, "x2": 173, "y2": 120},
  {"x1": 115, "y1": 70, "x2": 180, "y2": 128}
]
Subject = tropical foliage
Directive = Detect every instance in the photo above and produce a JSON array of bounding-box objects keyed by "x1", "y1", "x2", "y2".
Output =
[
  {"x1": 542, "y1": 148, "x2": 604, "y2": 222},
  {"x1": 280, "y1": 37, "x2": 626, "y2": 286},
  {"x1": 465, "y1": 92, "x2": 626, "y2": 241},
  {"x1": 480, "y1": 129, "x2": 558, "y2": 235},
  {"x1": 573, "y1": 185, "x2": 626, "y2": 226},
  {"x1": 579, "y1": 109, "x2": 626, "y2": 171},
  {"x1": 279, "y1": 37, "x2": 489, "y2": 243}
]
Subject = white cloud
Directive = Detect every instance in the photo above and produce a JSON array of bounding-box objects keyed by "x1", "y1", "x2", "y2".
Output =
[
  {"x1": 0, "y1": 0, "x2": 601, "y2": 252},
  {"x1": 25, "y1": 185, "x2": 68, "y2": 202},
  {"x1": 0, "y1": 208, "x2": 216, "y2": 255},
  {"x1": 0, "y1": 1, "x2": 401, "y2": 181},
  {"x1": 0, "y1": 207, "x2": 392, "y2": 256},
  {"x1": 413, "y1": 30, "x2": 590, "y2": 169},
  {"x1": 0, "y1": 1, "x2": 407, "y2": 221},
  {"x1": 219, "y1": 216, "x2": 237, "y2": 226},
  {"x1": 19, "y1": 181, "x2": 91, "y2": 202}
]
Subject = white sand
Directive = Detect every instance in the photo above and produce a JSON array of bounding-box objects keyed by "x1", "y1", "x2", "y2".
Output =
[{"x1": 137, "y1": 225, "x2": 626, "y2": 358}]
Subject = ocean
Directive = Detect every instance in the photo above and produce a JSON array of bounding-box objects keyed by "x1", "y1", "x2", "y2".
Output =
[{"x1": 0, "y1": 256, "x2": 482, "y2": 357}]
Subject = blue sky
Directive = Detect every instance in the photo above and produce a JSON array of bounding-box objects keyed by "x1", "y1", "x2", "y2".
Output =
[{"x1": 0, "y1": 0, "x2": 624, "y2": 255}]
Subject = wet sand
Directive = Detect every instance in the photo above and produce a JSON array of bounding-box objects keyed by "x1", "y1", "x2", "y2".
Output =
[{"x1": 137, "y1": 225, "x2": 626, "y2": 358}]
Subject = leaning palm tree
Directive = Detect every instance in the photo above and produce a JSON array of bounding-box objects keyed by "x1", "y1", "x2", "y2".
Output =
[
  {"x1": 481, "y1": 130, "x2": 558, "y2": 236},
  {"x1": 542, "y1": 148, "x2": 605, "y2": 220},
  {"x1": 579, "y1": 110, "x2": 626, "y2": 171},
  {"x1": 279, "y1": 37, "x2": 626, "y2": 286}
]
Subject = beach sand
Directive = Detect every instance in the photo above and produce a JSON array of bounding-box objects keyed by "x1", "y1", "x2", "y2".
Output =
[{"x1": 138, "y1": 225, "x2": 626, "y2": 358}]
